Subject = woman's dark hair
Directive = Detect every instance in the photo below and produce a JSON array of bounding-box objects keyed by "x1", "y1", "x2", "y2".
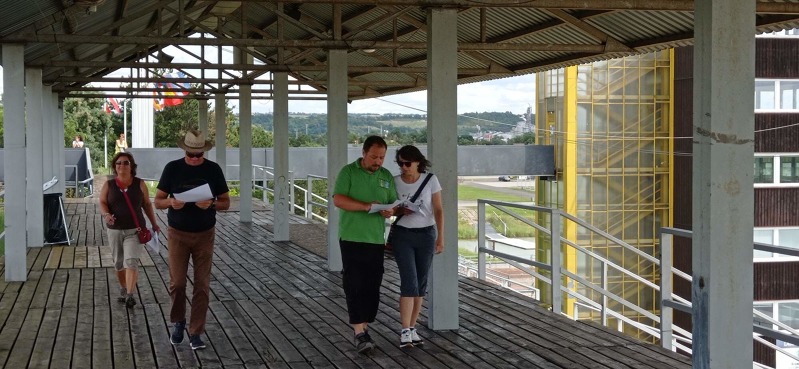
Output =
[
  {"x1": 396, "y1": 145, "x2": 432, "y2": 173},
  {"x1": 110, "y1": 152, "x2": 138, "y2": 177},
  {"x1": 362, "y1": 135, "x2": 388, "y2": 152}
]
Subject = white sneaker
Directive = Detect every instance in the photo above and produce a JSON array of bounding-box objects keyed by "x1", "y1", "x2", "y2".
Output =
[
  {"x1": 410, "y1": 328, "x2": 424, "y2": 346},
  {"x1": 400, "y1": 329, "x2": 413, "y2": 348}
]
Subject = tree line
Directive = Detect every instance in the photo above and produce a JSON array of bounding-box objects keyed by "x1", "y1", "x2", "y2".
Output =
[{"x1": 0, "y1": 97, "x2": 536, "y2": 171}]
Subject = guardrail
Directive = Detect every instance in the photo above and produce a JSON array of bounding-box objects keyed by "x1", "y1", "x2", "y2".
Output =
[
  {"x1": 660, "y1": 228, "x2": 799, "y2": 367},
  {"x1": 470, "y1": 199, "x2": 799, "y2": 368}
]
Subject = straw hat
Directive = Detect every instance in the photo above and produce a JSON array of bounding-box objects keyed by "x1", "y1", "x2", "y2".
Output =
[{"x1": 177, "y1": 129, "x2": 213, "y2": 153}]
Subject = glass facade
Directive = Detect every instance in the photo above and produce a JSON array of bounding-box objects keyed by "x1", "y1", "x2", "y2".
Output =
[{"x1": 536, "y1": 50, "x2": 672, "y2": 339}]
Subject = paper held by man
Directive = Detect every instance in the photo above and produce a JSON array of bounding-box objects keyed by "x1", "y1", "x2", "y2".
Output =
[{"x1": 173, "y1": 184, "x2": 214, "y2": 202}]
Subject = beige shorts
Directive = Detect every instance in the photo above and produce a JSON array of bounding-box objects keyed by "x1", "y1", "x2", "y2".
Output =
[{"x1": 107, "y1": 228, "x2": 142, "y2": 271}]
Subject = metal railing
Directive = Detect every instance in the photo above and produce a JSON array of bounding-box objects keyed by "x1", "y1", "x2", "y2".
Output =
[
  {"x1": 660, "y1": 228, "x2": 799, "y2": 367},
  {"x1": 470, "y1": 199, "x2": 799, "y2": 368},
  {"x1": 229, "y1": 165, "x2": 329, "y2": 222}
]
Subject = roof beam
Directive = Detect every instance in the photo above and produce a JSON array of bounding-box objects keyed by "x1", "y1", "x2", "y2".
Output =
[
  {"x1": 6, "y1": 34, "x2": 608, "y2": 52},
  {"x1": 197, "y1": 0, "x2": 799, "y2": 13}
]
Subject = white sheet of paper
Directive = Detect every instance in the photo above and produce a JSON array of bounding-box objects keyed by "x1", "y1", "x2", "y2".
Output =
[
  {"x1": 173, "y1": 184, "x2": 214, "y2": 202},
  {"x1": 401, "y1": 201, "x2": 421, "y2": 213},
  {"x1": 368, "y1": 200, "x2": 402, "y2": 213}
]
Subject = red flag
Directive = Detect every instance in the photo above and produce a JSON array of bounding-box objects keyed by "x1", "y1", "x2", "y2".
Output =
[{"x1": 108, "y1": 97, "x2": 121, "y2": 114}]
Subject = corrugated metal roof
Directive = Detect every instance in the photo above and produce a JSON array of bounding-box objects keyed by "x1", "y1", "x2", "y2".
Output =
[{"x1": 2, "y1": 0, "x2": 799, "y2": 100}]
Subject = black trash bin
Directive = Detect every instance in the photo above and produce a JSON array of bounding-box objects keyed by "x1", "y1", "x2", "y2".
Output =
[{"x1": 43, "y1": 193, "x2": 68, "y2": 244}]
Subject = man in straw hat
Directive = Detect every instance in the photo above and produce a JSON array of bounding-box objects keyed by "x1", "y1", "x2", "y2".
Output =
[{"x1": 154, "y1": 129, "x2": 230, "y2": 350}]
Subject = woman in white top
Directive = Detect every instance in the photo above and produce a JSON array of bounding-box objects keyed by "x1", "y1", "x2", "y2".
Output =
[{"x1": 389, "y1": 145, "x2": 444, "y2": 348}]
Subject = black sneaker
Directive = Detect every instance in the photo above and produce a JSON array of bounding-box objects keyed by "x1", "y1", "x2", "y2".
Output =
[
  {"x1": 190, "y1": 334, "x2": 206, "y2": 350},
  {"x1": 170, "y1": 320, "x2": 186, "y2": 344},
  {"x1": 117, "y1": 287, "x2": 127, "y2": 302},
  {"x1": 354, "y1": 332, "x2": 374, "y2": 354},
  {"x1": 125, "y1": 295, "x2": 137, "y2": 309}
]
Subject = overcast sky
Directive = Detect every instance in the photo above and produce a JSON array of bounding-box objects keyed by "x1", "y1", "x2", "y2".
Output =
[{"x1": 0, "y1": 45, "x2": 537, "y2": 116}]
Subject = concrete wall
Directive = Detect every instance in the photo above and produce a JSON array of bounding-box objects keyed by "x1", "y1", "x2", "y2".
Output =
[{"x1": 0, "y1": 145, "x2": 554, "y2": 182}]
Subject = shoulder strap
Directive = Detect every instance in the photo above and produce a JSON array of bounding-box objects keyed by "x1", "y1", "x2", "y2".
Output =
[
  {"x1": 117, "y1": 178, "x2": 143, "y2": 231},
  {"x1": 392, "y1": 173, "x2": 433, "y2": 225}
]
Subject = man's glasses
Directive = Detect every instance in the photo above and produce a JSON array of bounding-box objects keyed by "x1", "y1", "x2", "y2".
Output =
[
  {"x1": 115, "y1": 160, "x2": 131, "y2": 166},
  {"x1": 186, "y1": 152, "x2": 204, "y2": 158},
  {"x1": 397, "y1": 160, "x2": 413, "y2": 167}
]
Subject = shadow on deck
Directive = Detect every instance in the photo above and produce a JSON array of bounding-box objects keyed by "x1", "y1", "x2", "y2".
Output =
[{"x1": 0, "y1": 199, "x2": 691, "y2": 369}]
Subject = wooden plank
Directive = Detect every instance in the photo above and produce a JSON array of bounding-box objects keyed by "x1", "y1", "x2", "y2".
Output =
[
  {"x1": 73, "y1": 247, "x2": 87, "y2": 269},
  {"x1": 50, "y1": 307, "x2": 77, "y2": 368},
  {"x1": 62, "y1": 269, "x2": 81, "y2": 308},
  {"x1": 45, "y1": 246, "x2": 64, "y2": 269},
  {"x1": 6, "y1": 308, "x2": 44, "y2": 368},
  {"x1": 46, "y1": 269, "x2": 69, "y2": 310},
  {"x1": 60, "y1": 246, "x2": 75, "y2": 269},
  {"x1": 29, "y1": 269, "x2": 55, "y2": 310},
  {"x1": 158, "y1": 304, "x2": 200, "y2": 368},
  {"x1": 142, "y1": 303, "x2": 179, "y2": 369},
  {"x1": 140, "y1": 247, "x2": 155, "y2": 267},
  {"x1": 211, "y1": 300, "x2": 262, "y2": 365},
  {"x1": 87, "y1": 246, "x2": 101, "y2": 268},
  {"x1": 72, "y1": 304, "x2": 93, "y2": 368},
  {"x1": 100, "y1": 246, "x2": 114, "y2": 268},
  {"x1": 27, "y1": 308, "x2": 61, "y2": 369},
  {"x1": 238, "y1": 299, "x2": 306, "y2": 364},
  {"x1": 108, "y1": 271, "x2": 135, "y2": 369}
]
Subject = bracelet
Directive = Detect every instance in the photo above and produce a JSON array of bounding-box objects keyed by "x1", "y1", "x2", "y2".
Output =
[{"x1": 210, "y1": 198, "x2": 216, "y2": 209}]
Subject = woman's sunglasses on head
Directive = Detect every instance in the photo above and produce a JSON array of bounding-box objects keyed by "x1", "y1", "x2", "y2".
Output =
[{"x1": 186, "y1": 152, "x2": 204, "y2": 158}]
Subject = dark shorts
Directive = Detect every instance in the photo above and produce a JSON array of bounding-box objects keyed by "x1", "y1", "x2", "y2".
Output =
[{"x1": 391, "y1": 225, "x2": 436, "y2": 297}]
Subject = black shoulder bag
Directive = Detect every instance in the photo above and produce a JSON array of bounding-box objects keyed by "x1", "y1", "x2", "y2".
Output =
[{"x1": 385, "y1": 173, "x2": 433, "y2": 253}]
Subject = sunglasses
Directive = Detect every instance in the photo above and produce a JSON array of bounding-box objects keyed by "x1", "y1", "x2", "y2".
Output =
[
  {"x1": 115, "y1": 160, "x2": 131, "y2": 166},
  {"x1": 397, "y1": 160, "x2": 413, "y2": 167},
  {"x1": 186, "y1": 152, "x2": 204, "y2": 158}
]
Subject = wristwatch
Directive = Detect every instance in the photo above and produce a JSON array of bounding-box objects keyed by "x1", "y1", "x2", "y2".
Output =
[{"x1": 210, "y1": 198, "x2": 216, "y2": 210}]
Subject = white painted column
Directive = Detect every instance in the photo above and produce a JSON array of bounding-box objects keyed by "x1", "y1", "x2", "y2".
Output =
[
  {"x1": 426, "y1": 7, "x2": 459, "y2": 330},
  {"x1": 132, "y1": 93, "x2": 155, "y2": 148},
  {"x1": 273, "y1": 72, "x2": 290, "y2": 241},
  {"x1": 3, "y1": 44, "x2": 28, "y2": 281},
  {"x1": 238, "y1": 51, "x2": 253, "y2": 223},
  {"x1": 198, "y1": 99, "x2": 208, "y2": 134},
  {"x1": 692, "y1": 1, "x2": 754, "y2": 368},
  {"x1": 55, "y1": 96, "x2": 66, "y2": 195},
  {"x1": 326, "y1": 49, "x2": 348, "y2": 272},
  {"x1": 214, "y1": 94, "x2": 227, "y2": 176},
  {"x1": 42, "y1": 86, "x2": 54, "y2": 193},
  {"x1": 25, "y1": 69, "x2": 44, "y2": 247}
]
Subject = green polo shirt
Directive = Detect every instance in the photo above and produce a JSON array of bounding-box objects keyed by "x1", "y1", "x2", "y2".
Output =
[{"x1": 334, "y1": 158, "x2": 398, "y2": 244}]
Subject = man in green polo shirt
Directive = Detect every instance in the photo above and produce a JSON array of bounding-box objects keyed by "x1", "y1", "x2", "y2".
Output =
[{"x1": 333, "y1": 135, "x2": 398, "y2": 354}]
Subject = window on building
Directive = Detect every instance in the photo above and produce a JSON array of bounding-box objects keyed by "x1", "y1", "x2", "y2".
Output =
[
  {"x1": 756, "y1": 80, "x2": 776, "y2": 110},
  {"x1": 754, "y1": 228, "x2": 799, "y2": 259},
  {"x1": 781, "y1": 157, "x2": 799, "y2": 183},
  {"x1": 755, "y1": 157, "x2": 774, "y2": 183},
  {"x1": 754, "y1": 229, "x2": 774, "y2": 258},
  {"x1": 782, "y1": 81, "x2": 799, "y2": 109}
]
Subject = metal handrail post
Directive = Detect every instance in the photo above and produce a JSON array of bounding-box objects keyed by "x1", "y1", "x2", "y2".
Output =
[
  {"x1": 262, "y1": 169, "x2": 268, "y2": 203},
  {"x1": 550, "y1": 209, "x2": 562, "y2": 315},
  {"x1": 305, "y1": 176, "x2": 312, "y2": 219},
  {"x1": 660, "y1": 232, "x2": 674, "y2": 351},
  {"x1": 289, "y1": 171, "x2": 295, "y2": 213},
  {"x1": 477, "y1": 201, "x2": 486, "y2": 280},
  {"x1": 601, "y1": 263, "x2": 608, "y2": 325}
]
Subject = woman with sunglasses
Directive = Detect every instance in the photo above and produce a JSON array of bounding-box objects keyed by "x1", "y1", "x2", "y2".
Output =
[
  {"x1": 390, "y1": 145, "x2": 444, "y2": 348},
  {"x1": 98, "y1": 152, "x2": 160, "y2": 308}
]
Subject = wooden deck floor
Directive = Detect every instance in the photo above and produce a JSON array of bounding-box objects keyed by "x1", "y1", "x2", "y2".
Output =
[{"x1": 0, "y1": 200, "x2": 691, "y2": 369}]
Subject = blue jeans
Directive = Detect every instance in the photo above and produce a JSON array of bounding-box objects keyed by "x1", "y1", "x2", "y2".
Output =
[{"x1": 391, "y1": 225, "x2": 436, "y2": 297}]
